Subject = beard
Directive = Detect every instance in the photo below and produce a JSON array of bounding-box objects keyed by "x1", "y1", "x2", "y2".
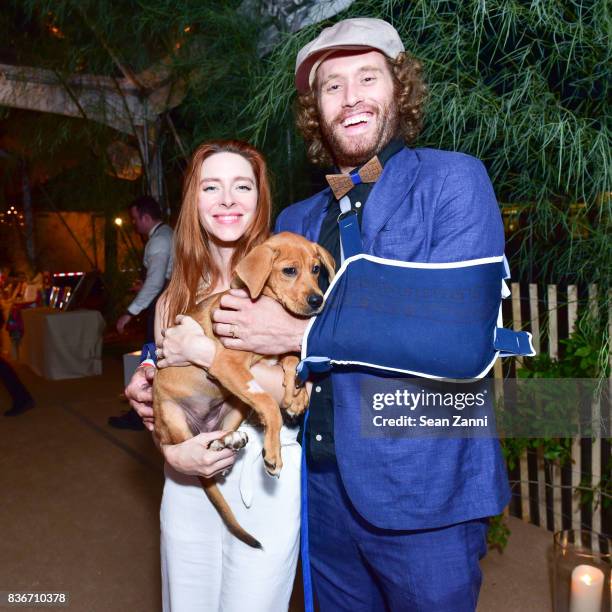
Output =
[{"x1": 319, "y1": 99, "x2": 400, "y2": 169}]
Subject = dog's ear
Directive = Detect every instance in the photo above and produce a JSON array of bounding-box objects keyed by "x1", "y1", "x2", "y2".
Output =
[
  {"x1": 316, "y1": 245, "x2": 336, "y2": 282},
  {"x1": 231, "y1": 244, "x2": 276, "y2": 298}
]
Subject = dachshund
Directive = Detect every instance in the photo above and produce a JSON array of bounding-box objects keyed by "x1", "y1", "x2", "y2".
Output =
[{"x1": 153, "y1": 232, "x2": 335, "y2": 548}]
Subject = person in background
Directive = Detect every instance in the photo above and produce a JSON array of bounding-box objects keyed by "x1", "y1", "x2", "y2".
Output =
[
  {"x1": 1, "y1": 355, "x2": 34, "y2": 416},
  {"x1": 110, "y1": 195, "x2": 173, "y2": 430},
  {"x1": 0, "y1": 264, "x2": 34, "y2": 415},
  {"x1": 0, "y1": 264, "x2": 13, "y2": 356}
]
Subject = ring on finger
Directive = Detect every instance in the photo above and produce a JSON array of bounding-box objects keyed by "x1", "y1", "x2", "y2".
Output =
[
  {"x1": 155, "y1": 347, "x2": 163, "y2": 358},
  {"x1": 230, "y1": 325, "x2": 238, "y2": 339}
]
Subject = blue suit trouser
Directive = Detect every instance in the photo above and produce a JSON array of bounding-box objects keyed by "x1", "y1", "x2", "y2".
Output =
[{"x1": 307, "y1": 461, "x2": 489, "y2": 612}]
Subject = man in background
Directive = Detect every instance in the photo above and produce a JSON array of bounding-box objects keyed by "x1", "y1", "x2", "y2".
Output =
[{"x1": 110, "y1": 195, "x2": 172, "y2": 430}]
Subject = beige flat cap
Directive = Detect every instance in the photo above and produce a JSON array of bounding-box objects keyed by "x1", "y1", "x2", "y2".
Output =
[{"x1": 295, "y1": 17, "x2": 404, "y2": 93}]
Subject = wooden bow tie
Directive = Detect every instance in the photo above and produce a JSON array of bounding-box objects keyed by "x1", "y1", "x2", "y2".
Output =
[{"x1": 325, "y1": 156, "x2": 383, "y2": 200}]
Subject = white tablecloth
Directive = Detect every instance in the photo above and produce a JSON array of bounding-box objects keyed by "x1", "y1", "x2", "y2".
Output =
[{"x1": 20, "y1": 308, "x2": 105, "y2": 380}]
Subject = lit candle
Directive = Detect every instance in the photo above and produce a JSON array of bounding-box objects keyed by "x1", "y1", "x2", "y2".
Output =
[{"x1": 569, "y1": 564, "x2": 604, "y2": 612}]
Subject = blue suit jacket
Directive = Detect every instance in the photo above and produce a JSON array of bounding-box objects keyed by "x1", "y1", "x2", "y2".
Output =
[{"x1": 275, "y1": 147, "x2": 512, "y2": 530}]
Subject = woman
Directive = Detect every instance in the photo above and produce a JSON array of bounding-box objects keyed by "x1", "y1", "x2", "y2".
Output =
[{"x1": 145, "y1": 140, "x2": 302, "y2": 611}]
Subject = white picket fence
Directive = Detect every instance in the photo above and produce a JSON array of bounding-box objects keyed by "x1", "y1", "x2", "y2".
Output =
[{"x1": 497, "y1": 283, "x2": 610, "y2": 540}]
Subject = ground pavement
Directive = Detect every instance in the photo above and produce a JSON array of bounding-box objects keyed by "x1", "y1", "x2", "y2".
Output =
[{"x1": 0, "y1": 346, "x2": 552, "y2": 611}]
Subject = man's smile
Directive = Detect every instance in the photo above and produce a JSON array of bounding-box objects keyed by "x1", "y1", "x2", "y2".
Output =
[
  {"x1": 341, "y1": 112, "x2": 373, "y2": 127},
  {"x1": 338, "y1": 110, "x2": 377, "y2": 135}
]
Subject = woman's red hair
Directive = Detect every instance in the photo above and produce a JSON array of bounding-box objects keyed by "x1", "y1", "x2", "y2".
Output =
[{"x1": 163, "y1": 140, "x2": 271, "y2": 327}]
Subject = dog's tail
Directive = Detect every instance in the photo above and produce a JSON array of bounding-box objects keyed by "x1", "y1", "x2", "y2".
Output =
[{"x1": 198, "y1": 476, "x2": 262, "y2": 549}]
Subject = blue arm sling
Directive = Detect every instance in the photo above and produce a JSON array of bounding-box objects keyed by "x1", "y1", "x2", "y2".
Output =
[{"x1": 297, "y1": 210, "x2": 534, "y2": 382}]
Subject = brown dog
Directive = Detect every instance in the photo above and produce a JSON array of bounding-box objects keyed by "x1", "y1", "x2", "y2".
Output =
[{"x1": 153, "y1": 232, "x2": 335, "y2": 548}]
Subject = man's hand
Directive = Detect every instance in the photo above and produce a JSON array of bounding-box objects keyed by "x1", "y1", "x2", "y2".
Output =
[
  {"x1": 116, "y1": 313, "x2": 133, "y2": 334},
  {"x1": 125, "y1": 366, "x2": 155, "y2": 431},
  {"x1": 212, "y1": 289, "x2": 308, "y2": 354}
]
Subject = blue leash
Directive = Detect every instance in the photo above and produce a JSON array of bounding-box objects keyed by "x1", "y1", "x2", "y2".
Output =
[
  {"x1": 300, "y1": 409, "x2": 315, "y2": 612},
  {"x1": 300, "y1": 198, "x2": 361, "y2": 612}
]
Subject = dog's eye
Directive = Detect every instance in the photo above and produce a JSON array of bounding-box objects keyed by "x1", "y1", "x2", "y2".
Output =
[
  {"x1": 282, "y1": 267, "x2": 297, "y2": 277},
  {"x1": 312, "y1": 265, "x2": 320, "y2": 274}
]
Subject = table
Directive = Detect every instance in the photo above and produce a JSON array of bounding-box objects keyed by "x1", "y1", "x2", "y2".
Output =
[{"x1": 19, "y1": 307, "x2": 105, "y2": 380}]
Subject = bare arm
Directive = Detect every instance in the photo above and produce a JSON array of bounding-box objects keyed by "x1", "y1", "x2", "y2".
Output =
[{"x1": 156, "y1": 294, "x2": 216, "y2": 370}]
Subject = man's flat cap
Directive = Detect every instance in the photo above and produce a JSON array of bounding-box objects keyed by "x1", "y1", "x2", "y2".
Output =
[{"x1": 295, "y1": 17, "x2": 404, "y2": 93}]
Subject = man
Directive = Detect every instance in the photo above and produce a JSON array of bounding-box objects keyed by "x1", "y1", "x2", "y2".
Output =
[
  {"x1": 110, "y1": 195, "x2": 173, "y2": 430},
  {"x1": 210, "y1": 18, "x2": 511, "y2": 611},
  {"x1": 127, "y1": 17, "x2": 510, "y2": 610},
  {"x1": 116, "y1": 196, "x2": 173, "y2": 340}
]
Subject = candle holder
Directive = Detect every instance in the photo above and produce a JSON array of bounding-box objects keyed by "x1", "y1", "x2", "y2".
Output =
[{"x1": 553, "y1": 530, "x2": 611, "y2": 612}]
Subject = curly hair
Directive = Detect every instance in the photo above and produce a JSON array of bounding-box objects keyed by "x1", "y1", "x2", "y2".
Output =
[{"x1": 295, "y1": 52, "x2": 428, "y2": 167}]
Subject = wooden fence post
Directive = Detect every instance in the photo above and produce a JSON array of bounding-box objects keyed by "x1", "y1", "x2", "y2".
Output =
[{"x1": 567, "y1": 285, "x2": 582, "y2": 533}]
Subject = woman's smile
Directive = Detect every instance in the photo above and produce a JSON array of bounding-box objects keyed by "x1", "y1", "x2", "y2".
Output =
[{"x1": 213, "y1": 213, "x2": 244, "y2": 224}]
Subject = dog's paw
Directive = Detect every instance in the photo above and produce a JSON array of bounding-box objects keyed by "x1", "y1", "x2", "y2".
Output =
[
  {"x1": 209, "y1": 430, "x2": 249, "y2": 451},
  {"x1": 283, "y1": 386, "x2": 310, "y2": 420},
  {"x1": 261, "y1": 447, "x2": 282, "y2": 478},
  {"x1": 282, "y1": 411, "x2": 300, "y2": 427}
]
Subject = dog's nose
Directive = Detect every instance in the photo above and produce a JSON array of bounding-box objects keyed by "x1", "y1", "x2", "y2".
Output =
[{"x1": 307, "y1": 294, "x2": 323, "y2": 309}]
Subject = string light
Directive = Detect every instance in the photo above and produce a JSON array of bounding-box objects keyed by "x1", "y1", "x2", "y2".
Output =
[
  {"x1": 114, "y1": 217, "x2": 123, "y2": 226},
  {"x1": 1, "y1": 206, "x2": 25, "y2": 225}
]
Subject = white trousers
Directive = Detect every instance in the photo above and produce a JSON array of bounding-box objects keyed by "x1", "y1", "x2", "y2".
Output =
[{"x1": 160, "y1": 424, "x2": 301, "y2": 612}]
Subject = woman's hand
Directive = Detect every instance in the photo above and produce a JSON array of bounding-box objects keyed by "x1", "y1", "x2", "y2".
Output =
[
  {"x1": 157, "y1": 314, "x2": 216, "y2": 369},
  {"x1": 162, "y1": 431, "x2": 238, "y2": 478}
]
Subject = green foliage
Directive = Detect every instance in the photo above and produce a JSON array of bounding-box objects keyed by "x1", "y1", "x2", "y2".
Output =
[
  {"x1": 4, "y1": 0, "x2": 269, "y2": 205},
  {"x1": 5, "y1": 1, "x2": 609, "y2": 284},
  {"x1": 519, "y1": 308, "x2": 609, "y2": 380},
  {"x1": 242, "y1": 0, "x2": 610, "y2": 285},
  {"x1": 4, "y1": 2, "x2": 607, "y2": 326},
  {"x1": 501, "y1": 435, "x2": 573, "y2": 470},
  {"x1": 577, "y1": 468, "x2": 611, "y2": 512},
  {"x1": 511, "y1": 307, "x2": 608, "y2": 452},
  {"x1": 487, "y1": 513, "x2": 511, "y2": 553},
  {"x1": 496, "y1": 308, "x2": 610, "y2": 549}
]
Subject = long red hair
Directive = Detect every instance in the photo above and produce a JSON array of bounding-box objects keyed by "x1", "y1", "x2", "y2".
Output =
[{"x1": 163, "y1": 140, "x2": 272, "y2": 326}]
